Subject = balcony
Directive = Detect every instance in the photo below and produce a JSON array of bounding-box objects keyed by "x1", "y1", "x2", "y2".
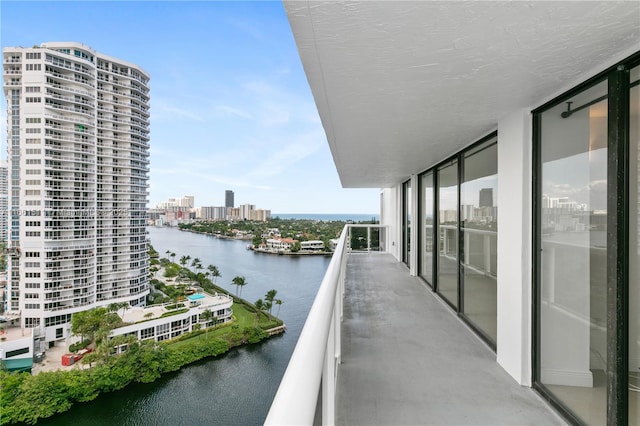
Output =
[{"x1": 266, "y1": 225, "x2": 564, "y2": 425}]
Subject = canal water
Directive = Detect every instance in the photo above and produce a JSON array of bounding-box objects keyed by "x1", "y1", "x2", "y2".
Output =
[{"x1": 40, "y1": 227, "x2": 330, "y2": 426}]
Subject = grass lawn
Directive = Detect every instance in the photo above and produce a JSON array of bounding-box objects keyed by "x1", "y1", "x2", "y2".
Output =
[{"x1": 168, "y1": 301, "x2": 282, "y2": 350}]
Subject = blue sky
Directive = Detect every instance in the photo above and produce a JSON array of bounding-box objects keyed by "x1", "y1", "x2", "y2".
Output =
[{"x1": 0, "y1": 1, "x2": 380, "y2": 214}]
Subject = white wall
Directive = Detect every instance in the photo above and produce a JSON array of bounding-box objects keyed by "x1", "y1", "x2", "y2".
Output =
[
  {"x1": 496, "y1": 108, "x2": 533, "y2": 385},
  {"x1": 380, "y1": 186, "x2": 401, "y2": 261}
]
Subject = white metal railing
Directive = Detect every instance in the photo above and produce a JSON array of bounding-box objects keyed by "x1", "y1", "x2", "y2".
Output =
[{"x1": 266, "y1": 223, "x2": 385, "y2": 425}]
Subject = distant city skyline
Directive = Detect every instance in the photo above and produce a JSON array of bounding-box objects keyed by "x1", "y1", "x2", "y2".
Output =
[{"x1": 0, "y1": 1, "x2": 380, "y2": 214}]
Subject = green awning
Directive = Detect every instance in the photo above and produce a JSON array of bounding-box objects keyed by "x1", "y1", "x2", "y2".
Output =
[{"x1": 2, "y1": 357, "x2": 33, "y2": 373}]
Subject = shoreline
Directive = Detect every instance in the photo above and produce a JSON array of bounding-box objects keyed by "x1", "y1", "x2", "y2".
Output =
[{"x1": 249, "y1": 247, "x2": 333, "y2": 257}]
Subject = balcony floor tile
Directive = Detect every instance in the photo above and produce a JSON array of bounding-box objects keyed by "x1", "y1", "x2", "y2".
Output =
[{"x1": 337, "y1": 253, "x2": 565, "y2": 425}]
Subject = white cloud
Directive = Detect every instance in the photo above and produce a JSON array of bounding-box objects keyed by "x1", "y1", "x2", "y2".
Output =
[
  {"x1": 248, "y1": 132, "x2": 323, "y2": 179},
  {"x1": 215, "y1": 105, "x2": 253, "y2": 119}
]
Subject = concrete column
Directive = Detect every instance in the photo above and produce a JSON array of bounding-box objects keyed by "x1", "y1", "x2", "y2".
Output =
[{"x1": 496, "y1": 109, "x2": 533, "y2": 386}]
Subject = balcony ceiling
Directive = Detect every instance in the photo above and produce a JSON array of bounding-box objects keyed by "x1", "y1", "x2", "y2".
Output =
[{"x1": 284, "y1": 1, "x2": 640, "y2": 188}]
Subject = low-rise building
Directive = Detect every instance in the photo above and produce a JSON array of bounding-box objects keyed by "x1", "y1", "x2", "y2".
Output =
[
  {"x1": 108, "y1": 292, "x2": 233, "y2": 348},
  {"x1": 300, "y1": 240, "x2": 324, "y2": 251},
  {"x1": 265, "y1": 237, "x2": 297, "y2": 251}
]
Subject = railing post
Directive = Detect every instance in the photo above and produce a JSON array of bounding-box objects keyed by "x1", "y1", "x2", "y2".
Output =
[
  {"x1": 483, "y1": 234, "x2": 491, "y2": 273},
  {"x1": 367, "y1": 226, "x2": 371, "y2": 252}
]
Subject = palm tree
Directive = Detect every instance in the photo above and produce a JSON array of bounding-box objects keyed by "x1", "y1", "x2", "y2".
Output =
[
  {"x1": 169, "y1": 252, "x2": 176, "y2": 263},
  {"x1": 254, "y1": 299, "x2": 265, "y2": 324},
  {"x1": 200, "y1": 309, "x2": 212, "y2": 338},
  {"x1": 119, "y1": 302, "x2": 130, "y2": 322},
  {"x1": 179, "y1": 255, "x2": 188, "y2": 268},
  {"x1": 275, "y1": 299, "x2": 283, "y2": 317},
  {"x1": 265, "y1": 289, "x2": 277, "y2": 315},
  {"x1": 191, "y1": 257, "x2": 201, "y2": 270},
  {"x1": 232, "y1": 276, "x2": 247, "y2": 297},
  {"x1": 208, "y1": 265, "x2": 220, "y2": 284},
  {"x1": 264, "y1": 301, "x2": 273, "y2": 320}
]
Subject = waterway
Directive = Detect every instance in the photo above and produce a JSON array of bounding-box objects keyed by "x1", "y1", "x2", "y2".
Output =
[{"x1": 40, "y1": 226, "x2": 330, "y2": 426}]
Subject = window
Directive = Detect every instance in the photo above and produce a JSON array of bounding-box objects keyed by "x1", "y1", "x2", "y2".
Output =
[
  {"x1": 419, "y1": 171, "x2": 434, "y2": 286},
  {"x1": 460, "y1": 137, "x2": 498, "y2": 343},
  {"x1": 25, "y1": 116, "x2": 41, "y2": 122},
  {"x1": 56, "y1": 328, "x2": 63, "y2": 339},
  {"x1": 25, "y1": 139, "x2": 41, "y2": 145},
  {"x1": 5, "y1": 347, "x2": 29, "y2": 358},
  {"x1": 140, "y1": 327, "x2": 155, "y2": 340},
  {"x1": 25, "y1": 52, "x2": 41, "y2": 60},
  {"x1": 25, "y1": 63, "x2": 41, "y2": 71},
  {"x1": 25, "y1": 97, "x2": 41, "y2": 103},
  {"x1": 44, "y1": 314, "x2": 70, "y2": 327},
  {"x1": 536, "y1": 80, "x2": 608, "y2": 424},
  {"x1": 436, "y1": 159, "x2": 459, "y2": 308},
  {"x1": 25, "y1": 128, "x2": 41, "y2": 134},
  {"x1": 628, "y1": 62, "x2": 639, "y2": 425},
  {"x1": 402, "y1": 180, "x2": 412, "y2": 267},
  {"x1": 24, "y1": 317, "x2": 40, "y2": 328}
]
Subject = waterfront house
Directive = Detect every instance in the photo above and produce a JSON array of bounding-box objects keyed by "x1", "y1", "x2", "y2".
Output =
[{"x1": 300, "y1": 240, "x2": 324, "y2": 251}]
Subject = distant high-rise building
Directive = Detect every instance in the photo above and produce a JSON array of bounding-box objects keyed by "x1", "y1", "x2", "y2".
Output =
[
  {"x1": 240, "y1": 204, "x2": 255, "y2": 220},
  {"x1": 2, "y1": 42, "x2": 150, "y2": 342},
  {"x1": 225, "y1": 190, "x2": 234, "y2": 208},
  {"x1": 479, "y1": 188, "x2": 493, "y2": 208}
]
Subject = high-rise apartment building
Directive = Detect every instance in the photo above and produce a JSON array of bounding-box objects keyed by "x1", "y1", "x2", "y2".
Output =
[
  {"x1": 0, "y1": 160, "x2": 8, "y2": 245},
  {"x1": 479, "y1": 188, "x2": 493, "y2": 208},
  {"x1": 225, "y1": 190, "x2": 234, "y2": 208},
  {"x1": 2, "y1": 42, "x2": 150, "y2": 343}
]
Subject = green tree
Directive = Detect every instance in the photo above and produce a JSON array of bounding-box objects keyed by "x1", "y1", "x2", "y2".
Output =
[
  {"x1": 254, "y1": 299, "x2": 265, "y2": 324},
  {"x1": 265, "y1": 289, "x2": 277, "y2": 315},
  {"x1": 275, "y1": 299, "x2": 283, "y2": 317},
  {"x1": 232, "y1": 276, "x2": 247, "y2": 297},
  {"x1": 208, "y1": 265, "x2": 220, "y2": 283},
  {"x1": 200, "y1": 309, "x2": 213, "y2": 338}
]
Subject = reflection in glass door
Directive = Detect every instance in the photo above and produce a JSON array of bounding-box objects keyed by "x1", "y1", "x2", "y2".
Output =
[
  {"x1": 437, "y1": 161, "x2": 458, "y2": 308},
  {"x1": 630, "y1": 64, "x2": 639, "y2": 425},
  {"x1": 461, "y1": 138, "x2": 498, "y2": 343},
  {"x1": 403, "y1": 180, "x2": 412, "y2": 267},
  {"x1": 538, "y1": 80, "x2": 608, "y2": 425},
  {"x1": 419, "y1": 172, "x2": 434, "y2": 285}
]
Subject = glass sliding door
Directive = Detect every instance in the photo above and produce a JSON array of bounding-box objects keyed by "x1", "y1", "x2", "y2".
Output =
[
  {"x1": 403, "y1": 180, "x2": 412, "y2": 267},
  {"x1": 437, "y1": 160, "x2": 458, "y2": 308},
  {"x1": 419, "y1": 171, "x2": 434, "y2": 286},
  {"x1": 630, "y1": 64, "x2": 640, "y2": 425},
  {"x1": 461, "y1": 137, "x2": 498, "y2": 343},
  {"x1": 537, "y1": 80, "x2": 608, "y2": 425}
]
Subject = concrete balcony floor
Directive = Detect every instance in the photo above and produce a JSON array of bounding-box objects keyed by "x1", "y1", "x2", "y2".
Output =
[{"x1": 337, "y1": 253, "x2": 566, "y2": 425}]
